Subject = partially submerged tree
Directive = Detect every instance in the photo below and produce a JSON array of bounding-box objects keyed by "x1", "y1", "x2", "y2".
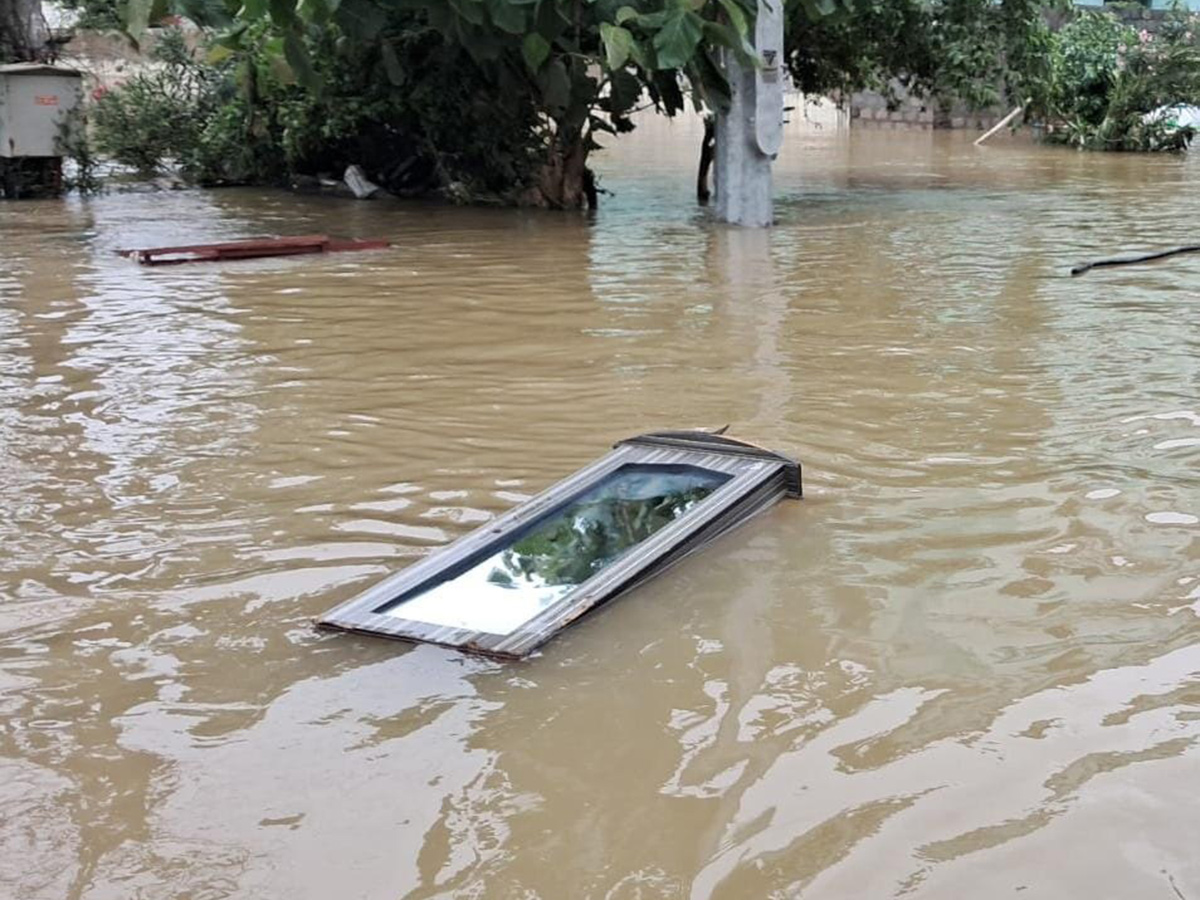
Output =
[
  {"x1": 0, "y1": 0, "x2": 50, "y2": 61},
  {"x1": 786, "y1": 0, "x2": 1057, "y2": 119},
  {"x1": 123, "y1": 0, "x2": 764, "y2": 207}
]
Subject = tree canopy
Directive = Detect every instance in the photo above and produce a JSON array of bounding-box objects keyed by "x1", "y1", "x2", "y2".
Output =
[{"x1": 122, "y1": 0, "x2": 768, "y2": 205}]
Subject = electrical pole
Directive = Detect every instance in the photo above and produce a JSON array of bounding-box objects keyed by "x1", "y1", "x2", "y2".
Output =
[{"x1": 713, "y1": 0, "x2": 784, "y2": 227}]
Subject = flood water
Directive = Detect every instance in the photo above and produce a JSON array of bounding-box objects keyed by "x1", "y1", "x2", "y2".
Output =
[{"x1": 2, "y1": 116, "x2": 1199, "y2": 900}]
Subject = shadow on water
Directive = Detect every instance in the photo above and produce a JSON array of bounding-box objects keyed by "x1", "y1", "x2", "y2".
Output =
[{"x1": 0, "y1": 117, "x2": 1198, "y2": 899}]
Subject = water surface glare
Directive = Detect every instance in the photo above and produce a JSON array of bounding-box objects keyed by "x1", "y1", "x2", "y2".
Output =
[{"x1": 1, "y1": 120, "x2": 1199, "y2": 900}]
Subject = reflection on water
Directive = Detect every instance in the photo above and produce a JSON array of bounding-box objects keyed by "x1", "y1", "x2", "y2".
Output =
[
  {"x1": 1, "y1": 118, "x2": 1199, "y2": 900},
  {"x1": 384, "y1": 463, "x2": 730, "y2": 634}
]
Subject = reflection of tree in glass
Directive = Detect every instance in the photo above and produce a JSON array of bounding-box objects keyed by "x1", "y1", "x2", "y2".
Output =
[{"x1": 486, "y1": 466, "x2": 728, "y2": 590}]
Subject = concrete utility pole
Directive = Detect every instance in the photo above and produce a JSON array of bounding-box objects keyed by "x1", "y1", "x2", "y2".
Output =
[{"x1": 713, "y1": 0, "x2": 784, "y2": 227}]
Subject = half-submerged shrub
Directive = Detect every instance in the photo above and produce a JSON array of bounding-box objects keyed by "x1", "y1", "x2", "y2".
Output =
[
  {"x1": 1040, "y1": 8, "x2": 1200, "y2": 151},
  {"x1": 91, "y1": 29, "x2": 234, "y2": 176},
  {"x1": 88, "y1": 21, "x2": 546, "y2": 198}
]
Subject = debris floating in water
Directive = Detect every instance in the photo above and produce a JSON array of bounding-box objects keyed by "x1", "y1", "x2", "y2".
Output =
[
  {"x1": 1070, "y1": 243, "x2": 1200, "y2": 276},
  {"x1": 317, "y1": 430, "x2": 802, "y2": 659},
  {"x1": 116, "y1": 235, "x2": 389, "y2": 266}
]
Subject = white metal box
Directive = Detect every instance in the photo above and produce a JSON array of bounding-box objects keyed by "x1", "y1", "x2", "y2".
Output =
[{"x1": 0, "y1": 63, "x2": 83, "y2": 158}]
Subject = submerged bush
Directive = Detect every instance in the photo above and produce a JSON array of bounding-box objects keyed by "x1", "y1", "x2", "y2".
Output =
[
  {"x1": 1039, "y1": 8, "x2": 1200, "y2": 151},
  {"x1": 240, "y1": 23, "x2": 547, "y2": 199},
  {"x1": 91, "y1": 29, "x2": 233, "y2": 176}
]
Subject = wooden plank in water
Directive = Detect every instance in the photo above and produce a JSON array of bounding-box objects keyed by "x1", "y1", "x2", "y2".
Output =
[{"x1": 117, "y1": 235, "x2": 389, "y2": 266}]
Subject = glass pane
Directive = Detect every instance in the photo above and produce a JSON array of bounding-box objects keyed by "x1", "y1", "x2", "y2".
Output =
[{"x1": 378, "y1": 464, "x2": 732, "y2": 635}]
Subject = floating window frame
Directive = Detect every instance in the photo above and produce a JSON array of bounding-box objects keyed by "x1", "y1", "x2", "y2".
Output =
[{"x1": 316, "y1": 431, "x2": 802, "y2": 659}]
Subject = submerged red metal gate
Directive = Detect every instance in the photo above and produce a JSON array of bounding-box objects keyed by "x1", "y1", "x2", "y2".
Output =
[{"x1": 117, "y1": 235, "x2": 389, "y2": 266}]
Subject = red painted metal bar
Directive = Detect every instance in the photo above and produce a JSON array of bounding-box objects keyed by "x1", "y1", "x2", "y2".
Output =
[{"x1": 116, "y1": 235, "x2": 389, "y2": 266}]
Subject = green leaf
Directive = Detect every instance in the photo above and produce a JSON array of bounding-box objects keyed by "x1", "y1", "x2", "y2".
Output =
[
  {"x1": 297, "y1": 0, "x2": 331, "y2": 24},
  {"x1": 627, "y1": 35, "x2": 648, "y2": 68},
  {"x1": 426, "y1": 2, "x2": 454, "y2": 32},
  {"x1": 533, "y1": 0, "x2": 572, "y2": 40},
  {"x1": 522, "y1": 32, "x2": 551, "y2": 71},
  {"x1": 380, "y1": 41, "x2": 404, "y2": 85},
  {"x1": 701, "y1": 20, "x2": 736, "y2": 50},
  {"x1": 797, "y1": 0, "x2": 837, "y2": 19},
  {"x1": 448, "y1": 0, "x2": 485, "y2": 26},
  {"x1": 651, "y1": 69, "x2": 684, "y2": 114},
  {"x1": 267, "y1": 39, "x2": 295, "y2": 83},
  {"x1": 692, "y1": 48, "x2": 731, "y2": 111},
  {"x1": 268, "y1": 0, "x2": 296, "y2": 26},
  {"x1": 125, "y1": 0, "x2": 164, "y2": 41},
  {"x1": 614, "y1": 5, "x2": 637, "y2": 24},
  {"x1": 457, "y1": 23, "x2": 504, "y2": 60},
  {"x1": 283, "y1": 29, "x2": 321, "y2": 88},
  {"x1": 716, "y1": 0, "x2": 747, "y2": 37},
  {"x1": 240, "y1": 0, "x2": 268, "y2": 19},
  {"x1": 333, "y1": 0, "x2": 387, "y2": 39},
  {"x1": 701, "y1": 21, "x2": 754, "y2": 62},
  {"x1": 538, "y1": 57, "x2": 571, "y2": 110},
  {"x1": 206, "y1": 43, "x2": 234, "y2": 64},
  {"x1": 213, "y1": 22, "x2": 248, "y2": 50},
  {"x1": 652, "y1": 8, "x2": 704, "y2": 70},
  {"x1": 486, "y1": 0, "x2": 526, "y2": 33},
  {"x1": 599, "y1": 22, "x2": 635, "y2": 69},
  {"x1": 608, "y1": 68, "x2": 642, "y2": 113}
]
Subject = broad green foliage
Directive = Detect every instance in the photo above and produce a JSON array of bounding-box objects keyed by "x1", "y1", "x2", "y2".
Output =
[
  {"x1": 1037, "y1": 9, "x2": 1200, "y2": 151},
  {"x1": 91, "y1": 29, "x2": 230, "y2": 174},
  {"x1": 1041, "y1": 12, "x2": 1129, "y2": 126},
  {"x1": 785, "y1": 0, "x2": 1058, "y2": 112},
  {"x1": 92, "y1": 24, "x2": 547, "y2": 195},
  {"x1": 159, "y1": 0, "x2": 761, "y2": 132},
  {"x1": 242, "y1": 21, "x2": 547, "y2": 196},
  {"x1": 120, "y1": 0, "x2": 765, "y2": 205}
]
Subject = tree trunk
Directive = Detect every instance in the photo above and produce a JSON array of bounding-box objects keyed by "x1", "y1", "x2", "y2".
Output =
[
  {"x1": 0, "y1": 0, "x2": 50, "y2": 62},
  {"x1": 519, "y1": 133, "x2": 595, "y2": 209},
  {"x1": 697, "y1": 116, "x2": 715, "y2": 204},
  {"x1": 932, "y1": 96, "x2": 954, "y2": 130}
]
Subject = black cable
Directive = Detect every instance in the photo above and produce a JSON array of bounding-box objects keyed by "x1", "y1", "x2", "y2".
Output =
[{"x1": 1070, "y1": 244, "x2": 1200, "y2": 276}]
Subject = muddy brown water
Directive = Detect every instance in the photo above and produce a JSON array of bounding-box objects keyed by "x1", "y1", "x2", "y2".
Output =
[{"x1": 1, "y1": 119, "x2": 1199, "y2": 900}]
